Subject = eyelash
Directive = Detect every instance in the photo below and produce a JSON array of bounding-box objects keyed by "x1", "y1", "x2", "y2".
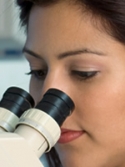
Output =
[
  {"x1": 26, "y1": 70, "x2": 47, "y2": 80},
  {"x1": 26, "y1": 69, "x2": 99, "y2": 81},
  {"x1": 71, "y1": 70, "x2": 99, "y2": 80}
]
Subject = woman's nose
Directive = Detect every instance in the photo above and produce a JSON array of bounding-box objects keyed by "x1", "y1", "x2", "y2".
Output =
[{"x1": 41, "y1": 72, "x2": 71, "y2": 98}]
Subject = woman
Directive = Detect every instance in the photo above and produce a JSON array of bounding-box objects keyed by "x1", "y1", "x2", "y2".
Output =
[{"x1": 16, "y1": 0, "x2": 125, "y2": 166}]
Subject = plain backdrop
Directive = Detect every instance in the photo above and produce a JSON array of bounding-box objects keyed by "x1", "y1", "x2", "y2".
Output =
[{"x1": 0, "y1": 0, "x2": 29, "y2": 99}]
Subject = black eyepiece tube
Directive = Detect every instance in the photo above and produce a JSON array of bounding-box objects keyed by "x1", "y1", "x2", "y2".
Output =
[
  {"x1": 0, "y1": 87, "x2": 35, "y2": 117},
  {"x1": 36, "y1": 89, "x2": 75, "y2": 126}
]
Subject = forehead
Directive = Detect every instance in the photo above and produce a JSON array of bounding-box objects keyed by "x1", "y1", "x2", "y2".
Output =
[
  {"x1": 28, "y1": 2, "x2": 89, "y2": 35},
  {"x1": 26, "y1": 2, "x2": 114, "y2": 54},
  {"x1": 27, "y1": 1, "x2": 108, "y2": 35}
]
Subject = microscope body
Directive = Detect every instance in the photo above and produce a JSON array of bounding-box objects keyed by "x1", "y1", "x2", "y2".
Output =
[
  {"x1": 0, "y1": 132, "x2": 44, "y2": 167},
  {"x1": 0, "y1": 87, "x2": 74, "y2": 167},
  {"x1": 0, "y1": 107, "x2": 61, "y2": 167}
]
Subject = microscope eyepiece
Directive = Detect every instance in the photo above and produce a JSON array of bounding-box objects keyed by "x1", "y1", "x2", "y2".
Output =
[
  {"x1": 16, "y1": 88, "x2": 75, "y2": 155},
  {"x1": 0, "y1": 87, "x2": 35, "y2": 132},
  {"x1": 0, "y1": 87, "x2": 34, "y2": 117},
  {"x1": 36, "y1": 88, "x2": 75, "y2": 126}
]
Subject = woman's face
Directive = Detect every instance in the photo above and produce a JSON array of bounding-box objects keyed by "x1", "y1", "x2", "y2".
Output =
[{"x1": 24, "y1": 2, "x2": 125, "y2": 167}]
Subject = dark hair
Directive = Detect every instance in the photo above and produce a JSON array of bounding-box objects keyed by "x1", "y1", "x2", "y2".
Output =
[
  {"x1": 16, "y1": 0, "x2": 125, "y2": 44},
  {"x1": 16, "y1": 0, "x2": 125, "y2": 166}
]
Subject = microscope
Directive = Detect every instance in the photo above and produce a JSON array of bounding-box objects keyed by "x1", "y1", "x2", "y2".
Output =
[{"x1": 0, "y1": 87, "x2": 74, "y2": 167}]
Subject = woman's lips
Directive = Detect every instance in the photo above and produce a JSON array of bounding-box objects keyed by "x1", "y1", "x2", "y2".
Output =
[{"x1": 58, "y1": 128, "x2": 84, "y2": 144}]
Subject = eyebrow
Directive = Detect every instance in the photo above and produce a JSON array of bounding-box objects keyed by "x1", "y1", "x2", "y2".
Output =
[
  {"x1": 23, "y1": 46, "x2": 105, "y2": 59},
  {"x1": 23, "y1": 47, "x2": 42, "y2": 59}
]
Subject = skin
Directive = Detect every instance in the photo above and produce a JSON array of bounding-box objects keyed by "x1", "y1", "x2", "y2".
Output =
[{"x1": 24, "y1": 2, "x2": 125, "y2": 167}]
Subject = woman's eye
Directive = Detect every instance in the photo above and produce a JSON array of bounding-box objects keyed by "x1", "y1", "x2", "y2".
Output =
[
  {"x1": 72, "y1": 70, "x2": 99, "y2": 80},
  {"x1": 26, "y1": 69, "x2": 47, "y2": 80}
]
